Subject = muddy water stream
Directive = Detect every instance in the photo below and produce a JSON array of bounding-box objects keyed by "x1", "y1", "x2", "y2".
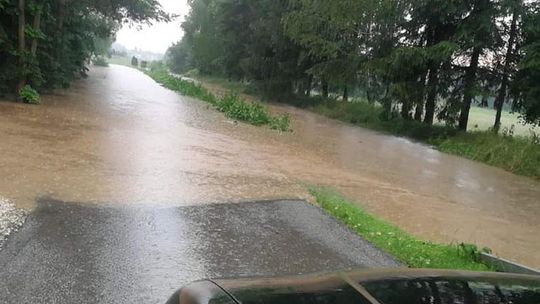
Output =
[{"x1": 1, "y1": 65, "x2": 539, "y2": 268}]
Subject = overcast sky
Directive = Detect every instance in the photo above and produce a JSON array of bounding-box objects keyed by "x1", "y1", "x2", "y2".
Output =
[{"x1": 115, "y1": 0, "x2": 190, "y2": 54}]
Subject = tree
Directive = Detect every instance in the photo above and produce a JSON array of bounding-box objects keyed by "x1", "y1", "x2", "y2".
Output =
[
  {"x1": 16, "y1": 0, "x2": 26, "y2": 99},
  {"x1": 0, "y1": 0, "x2": 169, "y2": 100},
  {"x1": 457, "y1": 0, "x2": 497, "y2": 131},
  {"x1": 513, "y1": 5, "x2": 540, "y2": 126},
  {"x1": 494, "y1": 0, "x2": 521, "y2": 132},
  {"x1": 404, "y1": 0, "x2": 464, "y2": 125}
]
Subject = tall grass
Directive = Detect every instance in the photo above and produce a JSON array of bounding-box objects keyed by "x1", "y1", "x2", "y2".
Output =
[
  {"x1": 145, "y1": 69, "x2": 290, "y2": 132},
  {"x1": 311, "y1": 188, "x2": 493, "y2": 271},
  {"x1": 436, "y1": 132, "x2": 540, "y2": 178}
]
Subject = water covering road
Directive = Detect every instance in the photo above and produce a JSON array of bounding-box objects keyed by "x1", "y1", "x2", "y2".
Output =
[{"x1": 0, "y1": 65, "x2": 539, "y2": 268}]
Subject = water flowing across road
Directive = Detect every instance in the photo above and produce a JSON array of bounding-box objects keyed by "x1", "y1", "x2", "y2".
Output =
[{"x1": 1, "y1": 65, "x2": 539, "y2": 268}]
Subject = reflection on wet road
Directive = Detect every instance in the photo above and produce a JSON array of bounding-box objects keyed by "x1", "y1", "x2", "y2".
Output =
[
  {"x1": 0, "y1": 65, "x2": 539, "y2": 267},
  {"x1": 0, "y1": 199, "x2": 398, "y2": 303}
]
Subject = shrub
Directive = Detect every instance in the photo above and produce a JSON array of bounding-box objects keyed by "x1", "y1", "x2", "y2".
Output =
[
  {"x1": 145, "y1": 68, "x2": 290, "y2": 131},
  {"x1": 19, "y1": 85, "x2": 40, "y2": 104},
  {"x1": 216, "y1": 94, "x2": 270, "y2": 126}
]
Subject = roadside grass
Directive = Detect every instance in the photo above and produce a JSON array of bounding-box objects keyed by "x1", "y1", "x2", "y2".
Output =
[
  {"x1": 311, "y1": 99, "x2": 459, "y2": 141},
  {"x1": 436, "y1": 132, "x2": 540, "y2": 178},
  {"x1": 195, "y1": 75, "x2": 253, "y2": 93},
  {"x1": 310, "y1": 188, "x2": 493, "y2": 271},
  {"x1": 145, "y1": 68, "x2": 291, "y2": 131}
]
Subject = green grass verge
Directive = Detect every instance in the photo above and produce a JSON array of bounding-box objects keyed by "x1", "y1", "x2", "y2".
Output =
[
  {"x1": 144, "y1": 68, "x2": 290, "y2": 132},
  {"x1": 311, "y1": 188, "x2": 493, "y2": 271},
  {"x1": 436, "y1": 132, "x2": 540, "y2": 178}
]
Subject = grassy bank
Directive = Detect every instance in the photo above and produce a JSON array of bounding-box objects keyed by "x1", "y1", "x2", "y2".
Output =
[
  {"x1": 311, "y1": 188, "x2": 492, "y2": 271},
  {"x1": 436, "y1": 132, "x2": 540, "y2": 178},
  {"x1": 145, "y1": 69, "x2": 290, "y2": 132}
]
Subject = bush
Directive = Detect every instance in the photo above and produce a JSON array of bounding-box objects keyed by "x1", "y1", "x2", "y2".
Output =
[
  {"x1": 19, "y1": 85, "x2": 40, "y2": 104},
  {"x1": 216, "y1": 94, "x2": 270, "y2": 126}
]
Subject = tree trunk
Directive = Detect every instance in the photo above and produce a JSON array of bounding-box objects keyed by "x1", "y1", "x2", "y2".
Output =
[
  {"x1": 30, "y1": 7, "x2": 41, "y2": 57},
  {"x1": 322, "y1": 79, "x2": 329, "y2": 98},
  {"x1": 494, "y1": 8, "x2": 518, "y2": 133},
  {"x1": 414, "y1": 72, "x2": 428, "y2": 121},
  {"x1": 305, "y1": 74, "x2": 313, "y2": 97},
  {"x1": 458, "y1": 45, "x2": 481, "y2": 131},
  {"x1": 480, "y1": 95, "x2": 489, "y2": 107},
  {"x1": 424, "y1": 66, "x2": 439, "y2": 125},
  {"x1": 343, "y1": 85, "x2": 348, "y2": 101},
  {"x1": 401, "y1": 101, "x2": 412, "y2": 120},
  {"x1": 414, "y1": 105, "x2": 422, "y2": 121},
  {"x1": 16, "y1": 0, "x2": 26, "y2": 100},
  {"x1": 57, "y1": 0, "x2": 66, "y2": 30}
]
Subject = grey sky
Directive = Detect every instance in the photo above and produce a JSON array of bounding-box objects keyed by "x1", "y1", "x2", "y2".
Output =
[{"x1": 115, "y1": 0, "x2": 189, "y2": 54}]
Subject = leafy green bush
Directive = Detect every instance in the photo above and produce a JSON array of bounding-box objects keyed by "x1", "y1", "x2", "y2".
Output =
[
  {"x1": 216, "y1": 94, "x2": 270, "y2": 125},
  {"x1": 19, "y1": 85, "x2": 40, "y2": 104},
  {"x1": 93, "y1": 56, "x2": 109, "y2": 67}
]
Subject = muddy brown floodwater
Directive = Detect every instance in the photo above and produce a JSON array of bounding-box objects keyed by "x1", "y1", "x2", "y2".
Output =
[{"x1": 1, "y1": 65, "x2": 539, "y2": 268}]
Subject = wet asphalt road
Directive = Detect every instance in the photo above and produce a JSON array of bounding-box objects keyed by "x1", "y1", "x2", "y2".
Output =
[{"x1": 0, "y1": 199, "x2": 399, "y2": 304}]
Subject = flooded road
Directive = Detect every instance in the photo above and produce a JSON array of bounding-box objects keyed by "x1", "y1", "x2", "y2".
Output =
[{"x1": 1, "y1": 65, "x2": 539, "y2": 268}]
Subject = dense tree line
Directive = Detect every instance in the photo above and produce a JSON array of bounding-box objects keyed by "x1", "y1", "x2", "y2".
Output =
[
  {"x1": 167, "y1": 0, "x2": 540, "y2": 130},
  {"x1": 0, "y1": 0, "x2": 167, "y2": 101}
]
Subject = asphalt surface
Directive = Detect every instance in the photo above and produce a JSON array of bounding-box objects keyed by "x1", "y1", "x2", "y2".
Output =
[{"x1": 0, "y1": 199, "x2": 399, "y2": 304}]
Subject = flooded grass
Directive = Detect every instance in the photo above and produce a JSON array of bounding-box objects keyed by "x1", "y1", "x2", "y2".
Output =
[
  {"x1": 311, "y1": 188, "x2": 493, "y2": 271},
  {"x1": 146, "y1": 69, "x2": 290, "y2": 131},
  {"x1": 192, "y1": 75, "x2": 540, "y2": 178},
  {"x1": 309, "y1": 100, "x2": 540, "y2": 179}
]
